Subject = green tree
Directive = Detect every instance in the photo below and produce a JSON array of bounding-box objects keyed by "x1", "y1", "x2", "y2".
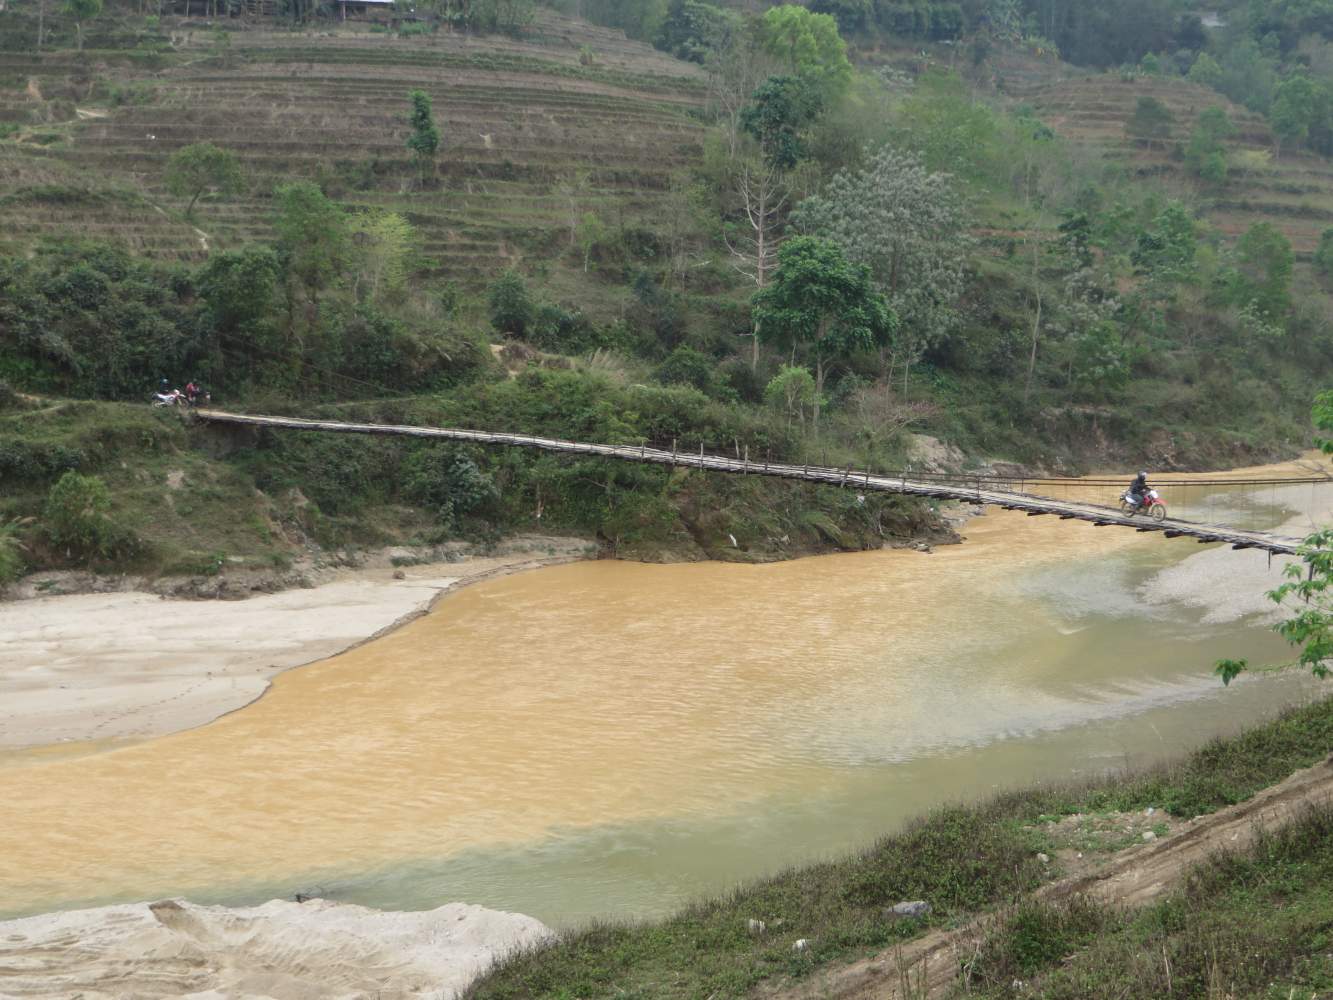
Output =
[
  {"x1": 1184, "y1": 107, "x2": 1236, "y2": 182},
  {"x1": 488, "y1": 269, "x2": 534, "y2": 337},
  {"x1": 758, "y1": 5, "x2": 853, "y2": 100},
  {"x1": 1315, "y1": 228, "x2": 1333, "y2": 283},
  {"x1": 764, "y1": 364, "x2": 818, "y2": 429},
  {"x1": 1230, "y1": 222, "x2": 1293, "y2": 319},
  {"x1": 753, "y1": 236, "x2": 896, "y2": 433},
  {"x1": 791, "y1": 146, "x2": 970, "y2": 394},
  {"x1": 198, "y1": 244, "x2": 281, "y2": 332},
  {"x1": 576, "y1": 212, "x2": 608, "y2": 273},
  {"x1": 655, "y1": 0, "x2": 735, "y2": 62},
  {"x1": 63, "y1": 0, "x2": 101, "y2": 51},
  {"x1": 1188, "y1": 51, "x2": 1222, "y2": 89},
  {"x1": 740, "y1": 75, "x2": 823, "y2": 171},
  {"x1": 43, "y1": 472, "x2": 131, "y2": 560},
  {"x1": 163, "y1": 142, "x2": 244, "y2": 218},
  {"x1": 1271, "y1": 74, "x2": 1317, "y2": 156},
  {"x1": 406, "y1": 90, "x2": 441, "y2": 183},
  {"x1": 1130, "y1": 201, "x2": 1197, "y2": 280},
  {"x1": 349, "y1": 211, "x2": 415, "y2": 301},
  {"x1": 273, "y1": 181, "x2": 349, "y2": 321},
  {"x1": 1125, "y1": 95, "x2": 1175, "y2": 149}
]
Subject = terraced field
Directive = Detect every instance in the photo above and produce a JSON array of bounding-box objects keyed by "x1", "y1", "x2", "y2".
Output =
[
  {"x1": 0, "y1": 10, "x2": 707, "y2": 292},
  {"x1": 1012, "y1": 72, "x2": 1333, "y2": 257}
]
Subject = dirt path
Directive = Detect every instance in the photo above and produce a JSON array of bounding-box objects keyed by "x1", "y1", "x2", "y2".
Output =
[{"x1": 767, "y1": 755, "x2": 1333, "y2": 1000}]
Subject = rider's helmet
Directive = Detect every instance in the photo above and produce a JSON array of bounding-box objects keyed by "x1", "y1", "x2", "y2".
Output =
[{"x1": 1137, "y1": 470, "x2": 1148, "y2": 480}]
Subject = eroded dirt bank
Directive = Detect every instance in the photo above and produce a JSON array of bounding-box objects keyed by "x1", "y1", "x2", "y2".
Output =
[{"x1": 0, "y1": 535, "x2": 592, "y2": 750}]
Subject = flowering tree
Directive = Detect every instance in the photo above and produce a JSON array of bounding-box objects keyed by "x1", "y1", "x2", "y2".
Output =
[{"x1": 792, "y1": 146, "x2": 970, "y2": 394}]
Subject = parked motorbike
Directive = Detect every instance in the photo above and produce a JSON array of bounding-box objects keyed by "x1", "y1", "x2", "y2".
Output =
[
  {"x1": 1120, "y1": 488, "x2": 1168, "y2": 522},
  {"x1": 152, "y1": 390, "x2": 186, "y2": 408}
]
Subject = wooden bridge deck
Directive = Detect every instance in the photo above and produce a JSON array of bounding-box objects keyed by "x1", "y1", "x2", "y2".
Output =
[{"x1": 194, "y1": 410, "x2": 1308, "y2": 556}]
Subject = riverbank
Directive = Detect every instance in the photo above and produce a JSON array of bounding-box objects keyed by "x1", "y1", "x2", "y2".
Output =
[
  {"x1": 0, "y1": 897, "x2": 554, "y2": 1000},
  {"x1": 0, "y1": 534, "x2": 594, "y2": 750},
  {"x1": 468, "y1": 694, "x2": 1333, "y2": 999}
]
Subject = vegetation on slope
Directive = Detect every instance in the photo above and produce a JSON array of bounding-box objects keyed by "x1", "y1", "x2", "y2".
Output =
[
  {"x1": 467, "y1": 694, "x2": 1333, "y2": 998},
  {"x1": 952, "y1": 804, "x2": 1333, "y2": 999}
]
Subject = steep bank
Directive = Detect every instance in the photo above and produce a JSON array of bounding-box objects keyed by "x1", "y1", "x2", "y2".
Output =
[
  {"x1": 0, "y1": 897, "x2": 553, "y2": 1000},
  {"x1": 0, "y1": 535, "x2": 592, "y2": 749}
]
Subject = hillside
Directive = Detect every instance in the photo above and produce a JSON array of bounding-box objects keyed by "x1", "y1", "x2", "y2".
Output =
[
  {"x1": 1, "y1": 10, "x2": 706, "y2": 301},
  {"x1": 1012, "y1": 69, "x2": 1333, "y2": 257},
  {"x1": 2, "y1": 1, "x2": 1333, "y2": 586}
]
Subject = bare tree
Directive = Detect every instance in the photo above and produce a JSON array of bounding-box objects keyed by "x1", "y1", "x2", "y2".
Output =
[
  {"x1": 725, "y1": 161, "x2": 787, "y2": 369},
  {"x1": 705, "y1": 28, "x2": 773, "y2": 160},
  {"x1": 555, "y1": 170, "x2": 590, "y2": 251}
]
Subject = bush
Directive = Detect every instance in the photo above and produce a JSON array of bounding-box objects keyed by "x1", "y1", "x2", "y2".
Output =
[
  {"x1": 402, "y1": 448, "x2": 499, "y2": 529},
  {"x1": 42, "y1": 471, "x2": 137, "y2": 560},
  {"x1": 0, "y1": 437, "x2": 85, "y2": 485},
  {"x1": 488, "y1": 269, "x2": 535, "y2": 338},
  {"x1": 653, "y1": 346, "x2": 716, "y2": 392},
  {"x1": 0, "y1": 516, "x2": 32, "y2": 583},
  {"x1": 529, "y1": 302, "x2": 598, "y2": 353}
]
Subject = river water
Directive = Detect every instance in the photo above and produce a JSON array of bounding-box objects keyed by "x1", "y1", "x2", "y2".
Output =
[{"x1": 1, "y1": 463, "x2": 1331, "y2": 926}]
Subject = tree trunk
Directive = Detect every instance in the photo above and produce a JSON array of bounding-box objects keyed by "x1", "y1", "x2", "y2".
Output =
[
  {"x1": 751, "y1": 180, "x2": 770, "y2": 371},
  {"x1": 187, "y1": 187, "x2": 203, "y2": 217},
  {"x1": 37, "y1": 0, "x2": 46, "y2": 51},
  {"x1": 813, "y1": 354, "x2": 824, "y2": 437},
  {"x1": 1024, "y1": 288, "x2": 1042, "y2": 402}
]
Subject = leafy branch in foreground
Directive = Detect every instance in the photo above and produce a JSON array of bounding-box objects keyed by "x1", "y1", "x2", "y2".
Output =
[
  {"x1": 1218, "y1": 394, "x2": 1333, "y2": 686},
  {"x1": 1217, "y1": 529, "x2": 1333, "y2": 685}
]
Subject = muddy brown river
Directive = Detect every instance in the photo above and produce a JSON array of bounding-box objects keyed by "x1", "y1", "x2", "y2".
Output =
[{"x1": 1, "y1": 462, "x2": 1331, "y2": 926}]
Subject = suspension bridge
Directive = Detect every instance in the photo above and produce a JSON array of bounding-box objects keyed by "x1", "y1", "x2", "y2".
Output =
[{"x1": 194, "y1": 410, "x2": 1327, "y2": 557}]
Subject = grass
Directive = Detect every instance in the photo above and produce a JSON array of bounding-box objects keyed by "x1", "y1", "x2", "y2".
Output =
[
  {"x1": 466, "y1": 695, "x2": 1333, "y2": 999},
  {"x1": 953, "y1": 805, "x2": 1333, "y2": 998}
]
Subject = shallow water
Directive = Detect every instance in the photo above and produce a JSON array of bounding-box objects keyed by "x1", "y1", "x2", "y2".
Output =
[{"x1": 2, "y1": 464, "x2": 1331, "y2": 926}]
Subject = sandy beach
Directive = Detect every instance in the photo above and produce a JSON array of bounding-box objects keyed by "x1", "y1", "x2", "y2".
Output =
[
  {"x1": 0, "y1": 897, "x2": 553, "y2": 1000},
  {"x1": 0, "y1": 535, "x2": 592, "y2": 751}
]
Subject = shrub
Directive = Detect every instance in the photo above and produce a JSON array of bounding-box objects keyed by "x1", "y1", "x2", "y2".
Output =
[
  {"x1": 488, "y1": 269, "x2": 535, "y2": 338},
  {"x1": 0, "y1": 438, "x2": 85, "y2": 485},
  {"x1": 529, "y1": 302, "x2": 598, "y2": 353},
  {"x1": 654, "y1": 346, "x2": 715, "y2": 392},
  {"x1": 0, "y1": 516, "x2": 32, "y2": 583},
  {"x1": 402, "y1": 448, "x2": 499, "y2": 529},
  {"x1": 43, "y1": 471, "x2": 136, "y2": 560}
]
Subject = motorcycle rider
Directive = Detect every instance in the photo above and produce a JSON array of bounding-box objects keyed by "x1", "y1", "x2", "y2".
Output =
[{"x1": 1127, "y1": 470, "x2": 1151, "y2": 509}]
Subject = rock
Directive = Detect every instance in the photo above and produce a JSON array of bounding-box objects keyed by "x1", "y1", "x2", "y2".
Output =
[
  {"x1": 792, "y1": 938, "x2": 811, "y2": 952},
  {"x1": 1142, "y1": 831, "x2": 1157, "y2": 842},
  {"x1": 747, "y1": 919, "x2": 766, "y2": 935},
  {"x1": 1036, "y1": 853, "x2": 1050, "y2": 864},
  {"x1": 1145, "y1": 807, "x2": 1155, "y2": 817},
  {"x1": 890, "y1": 901, "x2": 931, "y2": 919},
  {"x1": 392, "y1": 569, "x2": 406, "y2": 580},
  {"x1": 907, "y1": 434, "x2": 966, "y2": 474}
]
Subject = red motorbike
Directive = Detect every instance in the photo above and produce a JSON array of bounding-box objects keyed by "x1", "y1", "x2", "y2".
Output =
[{"x1": 1120, "y1": 488, "x2": 1168, "y2": 522}]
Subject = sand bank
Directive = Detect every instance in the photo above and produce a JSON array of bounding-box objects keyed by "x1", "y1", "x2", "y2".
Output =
[
  {"x1": 0, "y1": 896, "x2": 552, "y2": 1000},
  {"x1": 0, "y1": 536, "x2": 591, "y2": 750}
]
